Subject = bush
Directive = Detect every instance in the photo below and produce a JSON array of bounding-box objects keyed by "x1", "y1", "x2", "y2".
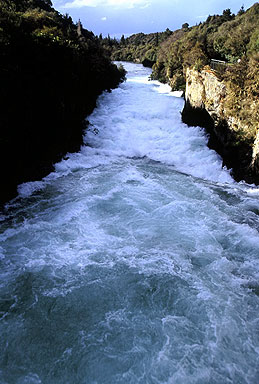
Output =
[{"x1": 0, "y1": 0, "x2": 125, "y2": 203}]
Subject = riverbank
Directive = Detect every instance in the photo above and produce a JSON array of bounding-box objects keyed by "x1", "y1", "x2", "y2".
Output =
[
  {"x1": 104, "y1": 3, "x2": 259, "y2": 185},
  {"x1": 1, "y1": 62, "x2": 258, "y2": 384},
  {"x1": 0, "y1": 1, "x2": 125, "y2": 205}
]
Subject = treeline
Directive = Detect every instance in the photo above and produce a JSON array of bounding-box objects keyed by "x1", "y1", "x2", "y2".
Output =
[
  {"x1": 106, "y1": 3, "x2": 258, "y2": 137},
  {"x1": 0, "y1": 0, "x2": 125, "y2": 204},
  {"x1": 151, "y1": 4, "x2": 259, "y2": 89},
  {"x1": 101, "y1": 29, "x2": 173, "y2": 67},
  {"x1": 107, "y1": 4, "x2": 258, "y2": 91},
  {"x1": 149, "y1": 3, "x2": 259, "y2": 140}
]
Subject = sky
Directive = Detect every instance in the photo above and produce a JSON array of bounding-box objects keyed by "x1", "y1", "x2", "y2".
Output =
[{"x1": 52, "y1": 0, "x2": 257, "y2": 38}]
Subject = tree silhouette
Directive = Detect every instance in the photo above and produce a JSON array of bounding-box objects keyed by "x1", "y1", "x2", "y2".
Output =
[
  {"x1": 238, "y1": 5, "x2": 245, "y2": 16},
  {"x1": 120, "y1": 34, "x2": 125, "y2": 45}
]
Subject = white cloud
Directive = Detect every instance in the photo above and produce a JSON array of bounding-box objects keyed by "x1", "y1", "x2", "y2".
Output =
[
  {"x1": 62, "y1": 0, "x2": 149, "y2": 9},
  {"x1": 101, "y1": 16, "x2": 107, "y2": 20}
]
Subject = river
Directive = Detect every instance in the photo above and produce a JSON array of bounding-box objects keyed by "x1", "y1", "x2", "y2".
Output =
[{"x1": 0, "y1": 63, "x2": 259, "y2": 384}]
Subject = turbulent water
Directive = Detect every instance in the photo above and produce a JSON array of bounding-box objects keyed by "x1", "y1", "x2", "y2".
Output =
[{"x1": 0, "y1": 63, "x2": 259, "y2": 384}]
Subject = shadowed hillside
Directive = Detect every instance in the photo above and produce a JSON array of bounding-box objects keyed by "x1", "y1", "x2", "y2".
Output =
[{"x1": 0, "y1": 0, "x2": 125, "y2": 204}]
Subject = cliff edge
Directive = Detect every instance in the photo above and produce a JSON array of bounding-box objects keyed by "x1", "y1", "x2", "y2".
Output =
[{"x1": 182, "y1": 66, "x2": 259, "y2": 184}]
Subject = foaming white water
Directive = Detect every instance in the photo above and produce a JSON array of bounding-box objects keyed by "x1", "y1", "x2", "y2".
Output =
[
  {"x1": 1, "y1": 62, "x2": 259, "y2": 384},
  {"x1": 79, "y1": 62, "x2": 232, "y2": 184},
  {"x1": 18, "y1": 61, "x2": 232, "y2": 199}
]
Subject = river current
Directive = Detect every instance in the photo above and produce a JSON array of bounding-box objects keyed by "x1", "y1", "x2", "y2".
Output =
[{"x1": 0, "y1": 63, "x2": 259, "y2": 384}]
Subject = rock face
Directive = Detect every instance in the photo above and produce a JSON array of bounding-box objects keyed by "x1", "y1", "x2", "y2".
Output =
[{"x1": 182, "y1": 67, "x2": 259, "y2": 184}]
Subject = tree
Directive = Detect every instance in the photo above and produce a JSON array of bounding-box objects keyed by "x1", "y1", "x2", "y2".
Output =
[
  {"x1": 5, "y1": 0, "x2": 53, "y2": 12},
  {"x1": 120, "y1": 34, "x2": 125, "y2": 45},
  {"x1": 238, "y1": 5, "x2": 245, "y2": 16},
  {"x1": 164, "y1": 28, "x2": 172, "y2": 37},
  {"x1": 222, "y1": 8, "x2": 234, "y2": 21},
  {"x1": 77, "y1": 19, "x2": 82, "y2": 37},
  {"x1": 182, "y1": 23, "x2": 189, "y2": 29},
  {"x1": 107, "y1": 34, "x2": 112, "y2": 46},
  {"x1": 33, "y1": 0, "x2": 53, "y2": 10},
  {"x1": 155, "y1": 32, "x2": 159, "y2": 46}
]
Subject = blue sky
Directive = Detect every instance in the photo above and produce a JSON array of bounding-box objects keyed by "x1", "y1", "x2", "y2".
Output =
[{"x1": 52, "y1": 0, "x2": 256, "y2": 38}]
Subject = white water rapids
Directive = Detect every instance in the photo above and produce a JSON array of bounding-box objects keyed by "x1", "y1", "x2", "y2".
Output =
[{"x1": 0, "y1": 63, "x2": 259, "y2": 384}]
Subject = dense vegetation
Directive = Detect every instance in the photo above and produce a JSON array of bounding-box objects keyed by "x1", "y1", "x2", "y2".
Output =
[
  {"x1": 107, "y1": 3, "x2": 259, "y2": 183},
  {"x1": 0, "y1": 0, "x2": 125, "y2": 204},
  {"x1": 106, "y1": 29, "x2": 173, "y2": 67},
  {"x1": 109, "y1": 3, "x2": 258, "y2": 145},
  {"x1": 152, "y1": 4, "x2": 258, "y2": 91},
  {"x1": 110, "y1": 4, "x2": 258, "y2": 92}
]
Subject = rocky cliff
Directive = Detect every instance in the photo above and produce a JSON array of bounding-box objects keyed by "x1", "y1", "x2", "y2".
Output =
[{"x1": 182, "y1": 67, "x2": 259, "y2": 184}]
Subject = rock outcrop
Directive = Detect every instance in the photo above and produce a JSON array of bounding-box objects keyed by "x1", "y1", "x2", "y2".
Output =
[{"x1": 182, "y1": 67, "x2": 259, "y2": 184}]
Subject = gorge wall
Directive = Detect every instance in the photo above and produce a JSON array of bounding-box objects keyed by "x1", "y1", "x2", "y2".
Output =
[
  {"x1": 182, "y1": 67, "x2": 259, "y2": 184},
  {"x1": 0, "y1": 1, "x2": 126, "y2": 205}
]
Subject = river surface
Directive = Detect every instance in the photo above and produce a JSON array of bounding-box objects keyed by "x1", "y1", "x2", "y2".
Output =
[{"x1": 0, "y1": 63, "x2": 259, "y2": 384}]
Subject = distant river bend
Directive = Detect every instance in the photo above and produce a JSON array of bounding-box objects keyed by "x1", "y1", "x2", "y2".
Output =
[{"x1": 0, "y1": 63, "x2": 259, "y2": 384}]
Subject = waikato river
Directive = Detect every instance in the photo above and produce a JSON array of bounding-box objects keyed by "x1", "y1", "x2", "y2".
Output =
[{"x1": 0, "y1": 63, "x2": 259, "y2": 384}]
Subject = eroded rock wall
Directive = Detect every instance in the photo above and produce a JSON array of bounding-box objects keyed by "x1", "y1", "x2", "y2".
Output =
[{"x1": 182, "y1": 67, "x2": 259, "y2": 184}]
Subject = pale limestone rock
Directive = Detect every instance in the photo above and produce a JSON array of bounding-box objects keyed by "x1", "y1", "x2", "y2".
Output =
[{"x1": 184, "y1": 67, "x2": 259, "y2": 181}]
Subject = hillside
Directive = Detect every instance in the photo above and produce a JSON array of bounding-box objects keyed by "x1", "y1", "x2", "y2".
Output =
[
  {"x1": 107, "y1": 3, "x2": 259, "y2": 183},
  {"x1": 109, "y1": 4, "x2": 258, "y2": 92},
  {"x1": 0, "y1": 0, "x2": 125, "y2": 204},
  {"x1": 106, "y1": 29, "x2": 173, "y2": 67},
  {"x1": 151, "y1": 4, "x2": 259, "y2": 89}
]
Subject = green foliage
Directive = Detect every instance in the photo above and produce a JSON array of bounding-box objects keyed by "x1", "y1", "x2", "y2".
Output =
[
  {"x1": 169, "y1": 73, "x2": 185, "y2": 91},
  {"x1": 211, "y1": 4, "x2": 259, "y2": 62},
  {"x1": 222, "y1": 8, "x2": 234, "y2": 21},
  {"x1": 238, "y1": 5, "x2": 245, "y2": 16},
  {"x1": 184, "y1": 43, "x2": 208, "y2": 69},
  {"x1": 150, "y1": 3, "x2": 259, "y2": 90},
  {"x1": 182, "y1": 23, "x2": 189, "y2": 29},
  {"x1": 223, "y1": 53, "x2": 259, "y2": 135},
  {"x1": 0, "y1": 0, "x2": 125, "y2": 203},
  {"x1": 120, "y1": 34, "x2": 125, "y2": 44},
  {"x1": 144, "y1": 48, "x2": 157, "y2": 63},
  {"x1": 4, "y1": 0, "x2": 53, "y2": 12},
  {"x1": 105, "y1": 30, "x2": 172, "y2": 67},
  {"x1": 247, "y1": 27, "x2": 259, "y2": 55}
]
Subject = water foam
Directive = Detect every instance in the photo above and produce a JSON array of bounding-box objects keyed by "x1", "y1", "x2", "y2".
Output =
[
  {"x1": 15, "y1": 61, "x2": 232, "y2": 200},
  {"x1": 1, "y1": 62, "x2": 259, "y2": 384},
  {"x1": 83, "y1": 66, "x2": 233, "y2": 185}
]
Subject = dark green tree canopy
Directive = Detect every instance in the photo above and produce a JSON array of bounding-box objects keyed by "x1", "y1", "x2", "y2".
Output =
[
  {"x1": 3, "y1": 0, "x2": 53, "y2": 12},
  {"x1": 182, "y1": 23, "x2": 189, "y2": 29},
  {"x1": 238, "y1": 5, "x2": 245, "y2": 16},
  {"x1": 120, "y1": 34, "x2": 125, "y2": 44},
  {"x1": 222, "y1": 8, "x2": 234, "y2": 21}
]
